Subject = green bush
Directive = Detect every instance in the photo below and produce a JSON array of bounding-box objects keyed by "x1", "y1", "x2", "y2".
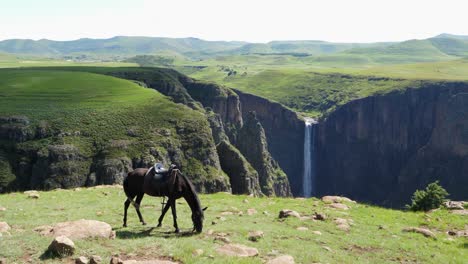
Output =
[{"x1": 407, "y1": 181, "x2": 449, "y2": 211}]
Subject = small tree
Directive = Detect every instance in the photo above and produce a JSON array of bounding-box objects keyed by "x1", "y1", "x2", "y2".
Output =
[{"x1": 407, "y1": 181, "x2": 449, "y2": 211}]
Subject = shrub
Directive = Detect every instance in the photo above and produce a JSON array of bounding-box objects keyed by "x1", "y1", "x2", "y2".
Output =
[{"x1": 407, "y1": 181, "x2": 449, "y2": 211}]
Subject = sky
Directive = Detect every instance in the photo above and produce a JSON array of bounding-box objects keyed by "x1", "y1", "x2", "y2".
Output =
[{"x1": 1, "y1": 0, "x2": 467, "y2": 43}]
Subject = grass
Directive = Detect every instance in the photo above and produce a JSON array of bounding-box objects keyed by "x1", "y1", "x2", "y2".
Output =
[
  {"x1": 0, "y1": 68, "x2": 224, "y2": 188},
  {"x1": 0, "y1": 186, "x2": 466, "y2": 263}
]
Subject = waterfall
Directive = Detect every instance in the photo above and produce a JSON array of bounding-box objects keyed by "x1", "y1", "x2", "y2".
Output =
[{"x1": 303, "y1": 118, "x2": 317, "y2": 197}]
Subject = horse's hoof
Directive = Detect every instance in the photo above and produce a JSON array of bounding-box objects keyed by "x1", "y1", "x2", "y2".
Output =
[
  {"x1": 157, "y1": 223, "x2": 162, "y2": 228},
  {"x1": 175, "y1": 229, "x2": 180, "y2": 233},
  {"x1": 142, "y1": 222, "x2": 147, "y2": 226},
  {"x1": 123, "y1": 224, "x2": 127, "y2": 227}
]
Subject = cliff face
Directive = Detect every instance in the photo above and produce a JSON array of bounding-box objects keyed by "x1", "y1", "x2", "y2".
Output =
[
  {"x1": 316, "y1": 82, "x2": 468, "y2": 206},
  {"x1": 234, "y1": 89, "x2": 304, "y2": 195}
]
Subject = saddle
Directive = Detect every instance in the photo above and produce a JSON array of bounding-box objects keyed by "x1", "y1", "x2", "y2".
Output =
[{"x1": 146, "y1": 164, "x2": 177, "y2": 183}]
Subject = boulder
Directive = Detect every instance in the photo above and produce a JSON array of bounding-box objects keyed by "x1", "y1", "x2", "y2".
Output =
[
  {"x1": 279, "y1": 209, "x2": 300, "y2": 219},
  {"x1": 216, "y1": 244, "x2": 259, "y2": 257},
  {"x1": 90, "y1": 255, "x2": 102, "y2": 264},
  {"x1": 267, "y1": 255, "x2": 295, "y2": 264},
  {"x1": 35, "y1": 219, "x2": 113, "y2": 239},
  {"x1": 248, "y1": 230, "x2": 264, "y2": 241},
  {"x1": 451, "y1": 210, "x2": 468, "y2": 215},
  {"x1": 24, "y1": 190, "x2": 40, "y2": 199},
  {"x1": 443, "y1": 201, "x2": 466, "y2": 210},
  {"x1": 329, "y1": 203, "x2": 350, "y2": 210},
  {"x1": 76, "y1": 256, "x2": 89, "y2": 264},
  {"x1": 48, "y1": 235, "x2": 75, "y2": 256},
  {"x1": 403, "y1": 227, "x2": 436, "y2": 238},
  {"x1": 321, "y1": 196, "x2": 355, "y2": 204},
  {"x1": 447, "y1": 229, "x2": 468, "y2": 237},
  {"x1": 0, "y1": 222, "x2": 10, "y2": 233}
]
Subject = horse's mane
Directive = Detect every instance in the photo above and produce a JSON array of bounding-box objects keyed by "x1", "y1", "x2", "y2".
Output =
[{"x1": 178, "y1": 170, "x2": 202, "y2": 212}]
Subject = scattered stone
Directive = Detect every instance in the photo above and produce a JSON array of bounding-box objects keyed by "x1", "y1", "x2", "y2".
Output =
[
  {"x1": 403, "y1": 227, "x2": 436, "y2": 238},
  {"x1": 192, "y1": 249, "x2": 204, "y2": 256},
  {"x1": 447, "y1": 229, "x2": 468, "y2": 237},
  {"x1": 214, "y1": 236, "x2": 231, "y2": 244},
  {"x1": 378, "y1": 225, "x2": 387, "y2": 230},
  {"x1": 337, "y1": 224, "x2": 350, "y2": 231},
  {"x1": 329, "y1": 203, "x2": 350, "y2": 210},
  {"x1": 24, "y1": 190, "x2": 40, "y2": 199},
  {"x1": 0, "y1": 258, "x2": 6, "y2": 264},
  {"x1": 321, "y1": 196, "x2": 355, "y2": 204},
  {"x1": 96, "y1": 211, "x2": 103, "y2": 216},
  {"x1": 267, "y1": 255, "x2": 295, "y2": 264},
  {"x1": 90, "y1": 255, "x2": 102, "y2": 264},
  {"x1": 216, "y1": 216, "x2": 226, "y2": 221},
  {"x1": 211, "y1": 221, "x2": 217, "y2": 225},
  {"x1": 443, "y1": 201, "x2": 465, "y2": 210},
  {"x1": 0, "y1": 207, "x2": 6, "y2": 211},
  {"x1": 263, "y1": 211, "x2": 270, "y2": 215},
  {"x1": 76, "y1": 256, "x2": 89, "y2": 264},
  {"x1": 220, "y1": 211, "x2": 234, "y2": 216},
  {"x1": 216, "y1": 244, "x2": 259, "y2": 257},
  {"x1": 296, "y1": 227, "x2": 309, "y2": 231},
  {"x1": 451, "y1": 210, "x2": 468, "y2": 215},
  {"x1": 243, "y1": 199, "x2": 249, "y2": 203},
  {"x1": 120, "y1": 260, "x2": 178, "y2": 264},
  {"x1": 238, "y1": 211, "x2": 244, "y2": 216},
  {"x1": 312, "y1": 212, "x2": 327, "y2": 221},
  {"x1": 206, "y1": 229, "x2": 214, "y2": 235},
  {"x1": 334, "y1": 218, "x2": 351, "y2": 231},
  {"x1": 0, "y1": 222, "x2": 11, "y2": 233},
  {"x1": 35, "y1": 219, "x2": 114, "y2": 239},
  {"x1": 322, "y1": 246, "x2": 332, "y2": 252},
  {"x1": 74, "y1": 188, "x2": 82, "y2": 192},
  {"x1": 312, "y1": 231, "x2": 322, "y2": 235},
  {"x1": 279, "y1": 209, "x2": 300, "y2": 219},
  {"x1": 48, "y1": 235, "x2": 75, "y2": 256},
  {"x1": 110, "y1": 256, "x2": 121, "y2": 264},
  {"x1": 248, "y1": 230, "x2": 264, "y2": 241},
  {"x1": 247, "y1": 208, "x2": 257, "y2": 215}
]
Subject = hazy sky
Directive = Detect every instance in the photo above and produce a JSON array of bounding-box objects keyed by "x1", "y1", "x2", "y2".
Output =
[{"x1": 1, "y1": 0, "x2": 467, "y2": 43}]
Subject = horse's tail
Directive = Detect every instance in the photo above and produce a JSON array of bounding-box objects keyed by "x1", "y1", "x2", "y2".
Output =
[{"x1": 123, "y1": 172, "x2": 139, "y2": 209}]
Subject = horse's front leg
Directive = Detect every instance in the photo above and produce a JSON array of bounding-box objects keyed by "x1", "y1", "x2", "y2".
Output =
[
  {"x1": 170, "y1": 199, "x2": 179, "y2": 233},
  {"x1": 158, "y1": 197, "x2": 172, "y2": 227}
]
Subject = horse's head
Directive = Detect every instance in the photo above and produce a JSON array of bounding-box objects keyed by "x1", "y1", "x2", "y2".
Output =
[{"x1": 192, "y1": 207, "x2": 207, "y2": 233}]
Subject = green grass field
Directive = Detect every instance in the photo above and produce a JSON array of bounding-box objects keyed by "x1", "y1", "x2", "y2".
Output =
[{"x1": 0, "y1": 187, "x2": 466, "y2": 263}]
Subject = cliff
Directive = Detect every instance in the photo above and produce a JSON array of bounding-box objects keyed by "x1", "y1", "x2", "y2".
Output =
[
  {"x1": 316, "y1": 82, "x2": 468, "y2": 206},
  {"x1": 234, "y1": 89, "x2": 304, "y2": 195}
]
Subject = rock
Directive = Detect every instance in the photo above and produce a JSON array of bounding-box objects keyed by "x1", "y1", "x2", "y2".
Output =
[
  {"x1": 216, "y1": 216, "x2": 226, "y2": 221},
  {"x1": 76, "y1": 256, "x2": 89, "y2": 264},
  {"x1": 322, "y1": 246, "x2": 332, "y2": 252},
  {"x1": 329, "y1": 203, "x2": 349, "y2": 210},
  {"x1": 220, "y1": 211, "x2": 234, "y2": 216},
  {"x1": 216, "y1": 244, "x2": 259, "y2": 257},
  {"x1": 192, "y1": 249, "x2": 204, "y2": 256},
  {"x1": 312, "y1": 231, "x2": 322, "y2": 235},
  {"x1": 0, "y1": 258, "x2": 6, "y2": 264},
  {"x1": 336, "y1": 224, "x2": 350, "y2": 231},
  {"x1": 0, "y1": 222, "x2": 10, "y2": 233},
  {"x1": 296, "y1": 227, "x2": 309, "y2": 231},
  {"x1": 447, "y1": 229, "x2": 468, "y2": 237},
  {"x1": 35, "y1": 219, "x2": 113, "y2": 239},
  {"x1": 214, "y1": 235, "x2": 231, "y2": 243},
  {"x1": 263, "y1": 211, "x2": 270, "y2": 215},
  {"x1": 25, "y1": 190, "x2": 40, "y2": 199},
  {"x1": 279, "y1": 209, "x2": 300, "y2": 218},
  {"x1": 120, "y1": 260, "x2": 178, "y2": 264},
  {"x1": 206, "y1": 229, "x2": 214, "y2": 235},
  {"x1": 110, "y1": 256, "x2": 121, "y2": 264},
  {"x1": 334, "y1": 218, "x2": 351, "y2": 231},
  {"x1": 403, "y1": 227, "x2": 436, "y2": 238},
  {"x1": 0, "y1": 207, "x2": 6, "y2": 211},
  {"x1": 48, "y1": 235, "x2": 75, "y2": 256},
  {"x1": 322, "y1": 196, "x2": 355, "y2": 204},
  {"x1": 451, "y1": 210, "x2": 468, "y2": 215},
  {"x1": 248, "y1": 230, "x2": 264, "y2": 241},
  {"x1": 243, "y1": 199, "x2": 249, "y2": 203},
  {"x1": 267, "y1": 255, "x2": 295, "y2": 264},
  {"x1": 90, "y1": 255, "x2": 102, "y2": 264},
  {"x1": 312, "y1": 212, "x2": 327, "y2": 221},
  {"x1": 443, "y1": 201, "x2": 465, "y2": 210},
  {"x1": 247, "y1": 208, "x2": 257, "y2": 215}
]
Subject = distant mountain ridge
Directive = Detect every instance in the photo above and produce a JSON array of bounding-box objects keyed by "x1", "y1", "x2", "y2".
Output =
[{"x1": 1, "y1": 33, "x2": 468, "y2": 59}]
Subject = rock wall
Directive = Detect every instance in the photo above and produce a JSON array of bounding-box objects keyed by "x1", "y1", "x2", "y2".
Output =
[
  {"x1": 316, "y1": 82, "x2": 468, "y2": 206},
  {"x1": 234, "y1": 89, "x2": 304, "y2": 195}
]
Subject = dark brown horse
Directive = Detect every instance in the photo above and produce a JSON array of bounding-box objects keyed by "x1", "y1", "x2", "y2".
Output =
[{"x1": 123, "y1": 166, "x2": 206, "y2": 233}]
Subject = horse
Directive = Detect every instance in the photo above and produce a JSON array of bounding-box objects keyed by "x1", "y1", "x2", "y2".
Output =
[{"x1": 122, "y1": 165, "x2": 206, "y2": 233}]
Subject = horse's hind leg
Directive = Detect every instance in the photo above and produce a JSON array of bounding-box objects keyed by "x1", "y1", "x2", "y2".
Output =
[
  {"x1": 170, "y1": 199, "x2": 179, "y2": 233},
  {"x1": 123, "y1": 198, "x2": 132, "y2": 227},
  {"x1": 135, "y1": 193, "x2": 146, "y2": 225},
  {"x1": 158, "y1": 198, "x2": 172, "y2": 227}
]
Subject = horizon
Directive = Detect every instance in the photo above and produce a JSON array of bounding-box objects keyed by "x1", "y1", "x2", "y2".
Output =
[{"x1": 2, "y1": 0, "x2": 468, "y2": 43}]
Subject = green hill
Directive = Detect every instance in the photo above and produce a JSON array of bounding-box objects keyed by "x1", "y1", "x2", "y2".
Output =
[
  {"x1": 0, "y1": 187, "x2": 466, "y2": 263},
  {"x1": 0, "y1": 68, "x2": 228, "y2": 190}
]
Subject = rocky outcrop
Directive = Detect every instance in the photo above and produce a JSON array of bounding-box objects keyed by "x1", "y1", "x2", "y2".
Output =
[
  {"x1": 317, "y1": 82, "x2": 468, "y2": 206},
  {"x1": 216, "y1": 140, "x2": 262, "y2": 196},
  {"x1": 234, "y1": 90, "x2": 303, "y2": 195},
  {"x1": 237, "y1": 112, "x2": 292, "y2": 196}
]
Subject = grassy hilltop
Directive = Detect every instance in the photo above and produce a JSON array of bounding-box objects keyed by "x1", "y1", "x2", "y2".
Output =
[{"x1": 0, "y1": 186, "x2": 466, "y2": 263}]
